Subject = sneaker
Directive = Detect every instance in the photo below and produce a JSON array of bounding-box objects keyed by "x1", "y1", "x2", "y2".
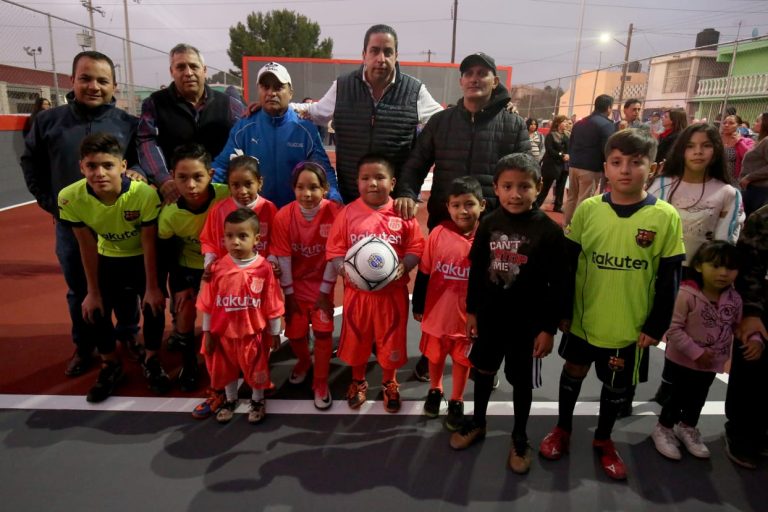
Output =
[
  {"x1": 592, "y1": 439, "x2": 627, "y2": 480},
  {"x1": 423, "y1": 388, "x2": 443, "y2": 418},
  {"x1": 165, "y1": 331, "x2": 184, "y2": 352},
  {"x1": 674, "y1": 423, "x2": 710, "y2": 459},
  {"x1": 539, "y1": 426, "x2": 570, "y2": 460},
  {"x1": 444, "y1": 400, "x2": 464, "y2": 432},
  {"x1": 508, "y1": 439, "x2": 533, "y2": 474},
  {"x1": 313, "y1": 383, "x2": 333, "y2": 410},
  {"x1": 192, "y1": 389, "x2": 225, "y2": 419},
  {"x1": 65, "y1": 350, "x2": 94, "y2": 377},
  {"x1": 178, "y1": 362, "x2": 200, "y2": 392},
  {"x1": 141, "y1": 355, "x2": 171, "y2": 394},
  {"x1": 216, "y1": 400, "x2": 237, "y2": 424},
  {"x1": 449, "y1": 419, "x2": 487, "y2": 450},
  {"x1": 86, "y1": 360, "x2": 124, "y2": 403},
  {"x1": 412, "y1": 356, "x2": 430, "y2": 382},
  {"x1": 247, "y1": 399, "x2": 266, "y2": 424},
  {"x1": 346, "y1": 380, "x2": 368, "y2": 409},
  {"x1": 288, "y1": 364, "x2": 310, "y2": 385},
  {"x1": 651, "y1": 423, "x2": 682, "y2": 460},
  {"x1": 724, "y1": 434, "x2": 758, "y2": 469},
  {"x1": 382, "y1": 380, "x2": 401, "y2": 413}
]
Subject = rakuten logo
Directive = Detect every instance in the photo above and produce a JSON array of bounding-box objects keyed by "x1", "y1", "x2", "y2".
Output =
[
  {"x1": 434, "y1": 260, "x2": 469, "y2": 280},
  {"x1": 216, "y1": 295, "x2": 261, "y2": 312},
  {"x1": 591, "y1": 252, "x2": 649, "y2": 271},
  {"x1": 350, "y1": 232, "x2": 402, "y2": 245},
  {"x1": 291, "y1": 242, "x2": 325, "y2": 258}
]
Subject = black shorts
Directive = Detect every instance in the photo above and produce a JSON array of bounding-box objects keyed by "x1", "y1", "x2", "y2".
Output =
[
  {"x1": 469, "y1": 320, "x2": 542, "y2": 389},
  {"x1": 169, "y1": 266, "x2": 204, "y2": 294},
  {"x1": 558, "y1": 332, "x2": 644, "y2": 389}
]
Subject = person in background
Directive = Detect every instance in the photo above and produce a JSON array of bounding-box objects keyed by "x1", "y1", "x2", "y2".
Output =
[
  {"x1": 536, "y1": 114, "x2": 569, "y2": 213},
  {"x1": 23, "y1": 97, "x2": 51, "y2": 137},
  {"x1": 656, "y1": 109, "x2": 688, "y2": 165},
  {"x1": 616, "y1": 98, "x2": 643, "y2": 130},
  {"x1": 740, "y1": 112, "x2": 768, "y2": 216},
  {"x1": 720, "y1": 114, "x2": 753, "y2": 180},
  {"x1": 527, "y1": 118, "x2": 544, "y2": 163}
]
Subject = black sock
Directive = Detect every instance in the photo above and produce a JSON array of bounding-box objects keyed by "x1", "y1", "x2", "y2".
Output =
[
  {"x1": 178, "y1": 332, "x2": 197, "y2": 366},
  {"x1": 472, "y1": 371, "x2": 495, "y2": 427},
  {"x1": 557, "y1": 368, "x2": 584, "y2": 432},
  {"x1": 512, "y1": 385, "x2": 533, "y2": 441},
  {"x1": 595, "y1": 385, "x2": 625, "y2": 440}
]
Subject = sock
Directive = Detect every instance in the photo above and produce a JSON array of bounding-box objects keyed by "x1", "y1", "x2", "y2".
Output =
[
  {"x1": 472, "y1": 371, "x2": 494, "y2": 427},
  {"x1": 352, "y1": 364, "x2": 366, "y2": 382},
  {"x1": 178, "y1": 332, "x2": 197, "y2": 366},
  {"x1": 251, "y1": 388, "x2": 264, "y2": 401},
  {"x1": 312, "y1": 335, "x2": 333, "y2": 389},
  {"x1": 224, "y1": 381, "x2": 238, "y2": 402},
  {"x1": 512, "y1": 385, "x2": 533, "y2": 441},
  {"x1": 290, "y1": 338, "x2": 312, "y2": 374},
  {"x1": 382, "y1": 367, "x2": 397, "y2": 384},
  {"x1": 557, "y1": 368, "x2": 585, "y2": 433},
  {"x1": 450, "y1": 362, "x2": 470, "y2": 401},
  {"x1": 595, "y1": 384, "x2": 625, "y2": 440},
  {"x1": 429, "y1": 359, "x2": 445, "y2": 391}
]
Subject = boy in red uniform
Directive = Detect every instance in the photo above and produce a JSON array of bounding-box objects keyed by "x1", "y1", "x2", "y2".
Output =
[
  {"x1": 326, "y1": 154, "x2": 425, "y2": 412},
  {"x1": 195, "y1": 208, "x2": 284, "y2": 424},
  {"x1": 412, "y1": 176, "x2": 485, "y2": 430}
]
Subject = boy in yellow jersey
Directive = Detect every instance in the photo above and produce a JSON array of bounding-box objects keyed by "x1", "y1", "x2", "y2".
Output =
[
  {"x1": 158, "y1": 144, "x2": 228, "y2": 394},
  {"x1": 58, "y1": 133, "x2": 167, "y2": 402},
  {"x1": 539, "y1": 129, "x2": 685, "y2": 480}
]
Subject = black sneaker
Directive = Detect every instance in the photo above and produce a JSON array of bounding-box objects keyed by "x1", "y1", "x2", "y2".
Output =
[
  {"x1": 412, "y1": 355, "x2": 430, "y2": 382},
  {"x1": 86, "y1": 361, "x2": 124, "y2": 403},
  {"x1": 444, "y1": 400, "x2": 464, "y2": 431},
  {"x1": 423, "y1": 388, "x2": 443, "y2": 418},
  {"x1": 165, "y1": 331, "x2": 184, "y2": 352},
  {"x1": 65, "y1": 350, "x2": 95, "y2": 377},
  {"x1": 724, "y1": 434, "x2": 758, "y2": 469},
  {"x1": 141, "y1": 355, "x2": 171, "y2": 395},
  {"x1": 178, "y1": 362, "x2": 200, "y2": 392}
]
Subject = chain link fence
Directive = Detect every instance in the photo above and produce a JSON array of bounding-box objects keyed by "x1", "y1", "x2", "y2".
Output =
[{"x1": 0, "y1": 0, "x2": 240, "y2": 116}]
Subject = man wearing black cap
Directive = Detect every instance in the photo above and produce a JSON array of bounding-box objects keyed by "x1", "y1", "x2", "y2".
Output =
[{"x1": 394, "y1": 52, "x2": 531, "y2": 228}]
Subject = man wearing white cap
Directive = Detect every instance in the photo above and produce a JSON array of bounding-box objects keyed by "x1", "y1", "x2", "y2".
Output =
[{"x1": 211, "y1": 62, "x2": 341, "y2": 207}]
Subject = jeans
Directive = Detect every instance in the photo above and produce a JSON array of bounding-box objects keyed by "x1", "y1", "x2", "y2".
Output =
[{"x1": 54, "y1": 222, "x2": 139, "y2": 355}]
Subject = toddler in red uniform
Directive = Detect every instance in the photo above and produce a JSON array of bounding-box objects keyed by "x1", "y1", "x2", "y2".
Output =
[
  {"x1": 200, "y1": 155, "x2": 278, "y2": 270},
  {"x1": 194, "y1": 208, "x2": 284, "y2": 424},
  {"x1": 271, "y1": 161, "x2": 342, "y2": 410},
  {"x1": 412, "y1": 176, "x2": 485, "y2": 430},
  {"x1": 326, "y1": 154, "x2": 425, "y2": 412}
]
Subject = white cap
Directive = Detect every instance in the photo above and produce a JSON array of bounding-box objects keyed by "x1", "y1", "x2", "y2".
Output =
[{"x1": 257, "y1": 62, "x2": 291, "y2": 85}]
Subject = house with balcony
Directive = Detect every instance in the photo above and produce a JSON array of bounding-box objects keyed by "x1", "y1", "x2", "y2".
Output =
[{"x1": 692, "y1": 38, "x2": 768, "y2": 122}]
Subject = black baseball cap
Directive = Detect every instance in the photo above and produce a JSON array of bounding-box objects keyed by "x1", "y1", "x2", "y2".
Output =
[{"x1": 459, "y1": 52, "x2": 497, "y2": 75}]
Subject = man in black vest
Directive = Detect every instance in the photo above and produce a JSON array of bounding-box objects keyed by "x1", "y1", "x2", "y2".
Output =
[
  {"x1": 293, "y1": 24, "x2": 443, "y2": 203},
  {"x1": 137, "y1": 44, "x2": 244, "y2": 203}
]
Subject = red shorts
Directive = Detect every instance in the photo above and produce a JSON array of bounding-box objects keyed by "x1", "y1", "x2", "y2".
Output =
[
  {"x1": 202, "y1": 333, "x2": 272, "y2": 390},
  {"x1": 420, "y1": 332, "x2": 473, "y2": 368},
  {"x1": 284, "y1": 299, "x2": 335, "y2": 339},
  {"x1": 337, "y1": 286, "x2": 408, "y2": 370}
]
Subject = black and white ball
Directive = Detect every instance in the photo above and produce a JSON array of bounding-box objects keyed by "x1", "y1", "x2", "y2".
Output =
[{"x1": 343, "y1": 235, "x2": 399, "y2": 291}]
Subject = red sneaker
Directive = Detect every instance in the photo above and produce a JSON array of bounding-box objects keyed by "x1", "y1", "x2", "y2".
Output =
[
  {"x1": 539, "y1": 426, "x2": 571, "y2": 460},
  {"x1": 592, "y1": 439, "x2": 627, "y2": 480}
]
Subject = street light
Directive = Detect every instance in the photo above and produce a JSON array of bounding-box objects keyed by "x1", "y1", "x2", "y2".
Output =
[
  {"x1": 23, "y1": 46, "x2": 43, "y2": 69},
  {"x1": 599, "y1": 24, "x2": 634, "y2": 112}
]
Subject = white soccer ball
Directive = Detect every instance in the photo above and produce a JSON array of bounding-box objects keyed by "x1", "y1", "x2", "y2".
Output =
[{"x1": 343, "y1": 235, "x2": 399, "y2": 292}]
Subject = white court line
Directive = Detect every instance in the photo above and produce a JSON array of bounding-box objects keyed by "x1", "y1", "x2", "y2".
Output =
[
  {"x1": 0, "y1": 394, "x2": 725, "y2": 416},
  {"x1": 0, "y1": 200, "x2": 35, "y2": 212}
]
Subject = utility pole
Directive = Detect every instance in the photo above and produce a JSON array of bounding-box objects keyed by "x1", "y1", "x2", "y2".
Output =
[
  {"x1": 421, "y1": 49, "x2": 435, "y2": 62},
  {"x1": 451, "y1": 0, "x2": 458, "y2": 63},
  {"x1": 617, "y1": 23, "x2": 634, "y2": 113},
  {"x1": 124, "y1": 0, "x2": 139, "y2": 115},
  {"x1": 722, "y1": 21, "x2": 743, "y2": 120},
  {"x1": 81, "y1": 0, "x2": 105, "y2": 50},
  {"x1": 566, "y1": 0, "x2": 586, "y2": 117},
  {"x1": 47, "y1": 15, "x2": 60, "y2": 104}
]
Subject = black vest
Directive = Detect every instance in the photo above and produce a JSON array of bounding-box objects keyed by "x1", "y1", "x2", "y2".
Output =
[
  {"x1": 333, "y1": 65, "x2": 421, "y2": 202},
  {"x1": 150, "y1": 84, "x2": 232, "y2": 164}
]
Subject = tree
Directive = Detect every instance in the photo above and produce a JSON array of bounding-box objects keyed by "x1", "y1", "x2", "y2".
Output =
[{"x1": 227, "y1": 10, "x2": 333, "y2": 72}]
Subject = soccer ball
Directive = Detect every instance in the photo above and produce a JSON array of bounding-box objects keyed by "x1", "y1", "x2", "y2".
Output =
[{"x1": 343, "y1": 235, "x2": 399, "y2": 292}]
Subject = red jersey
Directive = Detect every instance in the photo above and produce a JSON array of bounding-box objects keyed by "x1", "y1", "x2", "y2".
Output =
[
  {"x1": 326, "y1": 197, "x2": 425, "y2": 290},
  {"x1": 199, "y1": 196, "x2": 277, "y2": 258},
  {"x1": 271, "y1": 199, "x2": 341, "y2": 303},
  {"x1": 196, "y1": 254, "x2": 284, "y2": 339},
  {"x1": 419, "y1": 221, "x2": 475, "y2": 338}
]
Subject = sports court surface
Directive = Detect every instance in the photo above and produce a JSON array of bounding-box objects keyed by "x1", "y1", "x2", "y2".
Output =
[{"x1": 0, "y1": 172, "x2": 765, "y2": 512}]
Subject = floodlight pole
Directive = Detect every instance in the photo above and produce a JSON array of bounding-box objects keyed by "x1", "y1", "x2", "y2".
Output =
[
  {"x1": 617, "y1": 23, "x2": 634, "y2": 113},
  {"x1": 566, "y1": 0, "x2": 586, "y2": 117},
  {"x1": 451, "y1": 0, "x2": 458, "y2": 63}
]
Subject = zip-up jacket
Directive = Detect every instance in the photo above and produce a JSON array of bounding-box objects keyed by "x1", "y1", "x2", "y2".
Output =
[
  {"x1": 211, "y1": 108, "x2": 341, "y2": 207},
  {"x1": 21, "y1": 91, "x2": 141, "y2": 217},
  {"x1": 394, "y1": 83, "x2": 531, "y2": 228}
]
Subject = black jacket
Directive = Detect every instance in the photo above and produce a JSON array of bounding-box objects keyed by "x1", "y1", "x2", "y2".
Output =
[
  {"x1": 395, "y1": 83, "x2": 531, "y2": 228},
  {"x1": 540, "y1": 132, "x2": 569, "y2": 180},
  {"x1": 568, "y1": 110, "x2": 616, "y2": 173}
]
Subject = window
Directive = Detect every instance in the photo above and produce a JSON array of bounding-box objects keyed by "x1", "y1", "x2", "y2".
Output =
[{"x1": 663, "y1": 60, "x2": 691, "y2": 93}]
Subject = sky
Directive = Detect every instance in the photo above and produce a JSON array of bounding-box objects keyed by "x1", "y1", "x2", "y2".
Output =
[{"x1": 4, "y1": 0, "x2": 768, "y2": 89}]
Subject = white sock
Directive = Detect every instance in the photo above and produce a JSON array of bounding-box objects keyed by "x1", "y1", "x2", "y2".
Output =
[
  {"x1": 224, "y1": 381, "x2": 238, "y2": 402},
  {"x1": 251, "y1": 388, "x2": 264, "y2": 402}
]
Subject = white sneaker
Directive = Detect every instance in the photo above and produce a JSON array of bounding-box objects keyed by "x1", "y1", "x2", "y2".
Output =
[
  {"x1": 314, "y1": 384, "x2": 333, "y2": 410},
  {"x1": 289, "y1": 366, "x2": 309, "y2": 385},
  {"x1": 674, "y1": 423, "x2": 710, "y2": 459},
  {"x1": 651, "y1": 423, "x2": 682, "y2": 460}
]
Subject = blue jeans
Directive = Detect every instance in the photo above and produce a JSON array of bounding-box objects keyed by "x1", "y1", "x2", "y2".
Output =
[{"x1": 54, "y1": 222, "x2": 139, "y2": 355}]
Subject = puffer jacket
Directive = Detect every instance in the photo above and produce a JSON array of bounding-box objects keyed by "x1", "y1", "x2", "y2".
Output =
[{"x1": 394, "y1": 83, "x2": 531, "y2": 227}]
